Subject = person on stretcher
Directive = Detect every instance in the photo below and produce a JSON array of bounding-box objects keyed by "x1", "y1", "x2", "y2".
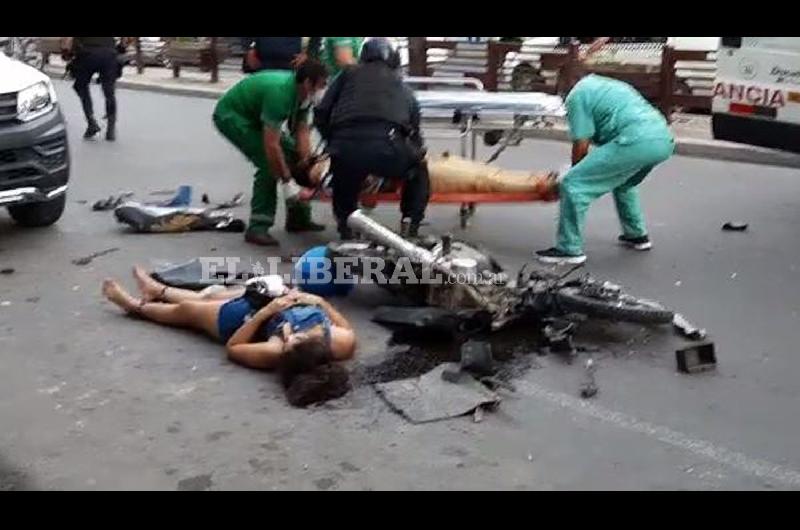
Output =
[{"x1": 293, "y1": 151, "x2": 560, "y2": 202}]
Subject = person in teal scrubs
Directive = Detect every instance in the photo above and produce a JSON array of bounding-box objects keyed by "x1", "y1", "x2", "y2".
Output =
[{"x1": 536, "y1": 69, "x2": 675, "y2": 265}]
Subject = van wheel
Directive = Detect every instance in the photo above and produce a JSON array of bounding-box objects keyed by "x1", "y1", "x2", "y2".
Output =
[{"x1": 8, "y1": 194, "x2": 67, "y2": 227}]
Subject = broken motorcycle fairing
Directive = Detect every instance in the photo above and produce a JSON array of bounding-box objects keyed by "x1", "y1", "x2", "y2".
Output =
[{"x1": 113, "y1": 201, "x2": 246, "y2": 233}]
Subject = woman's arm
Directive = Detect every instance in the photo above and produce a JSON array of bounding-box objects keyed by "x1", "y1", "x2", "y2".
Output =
[
  {"x1": 227, "y1": 336, "x2": 287, "y2": 370},
  {"x1": 329, "y1": 326, "x2": 357, "y2": 360},
  {"x1": 226, "y1": 295, "x2": 299, "y2": 347},
  {"x1": 295, "y1": 293, "x2": 353, "y2": 330}
]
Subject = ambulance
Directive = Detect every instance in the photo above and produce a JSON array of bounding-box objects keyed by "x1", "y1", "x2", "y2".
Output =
[{"x1": 712, "y1": 37, "x2": 800, "y2": 153}]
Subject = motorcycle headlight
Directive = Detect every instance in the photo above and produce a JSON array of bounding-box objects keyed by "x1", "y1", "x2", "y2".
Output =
[{"x1": 17, "y1": 81, "x2": 55, "y2": 122}]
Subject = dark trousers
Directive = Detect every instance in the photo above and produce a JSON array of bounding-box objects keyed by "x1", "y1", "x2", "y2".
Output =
[
  {"x1": 329, "y1": 127, "x2": 430, "y2": 235},
  {"x1": 72, "y1": 47, "x2": 118, "y2": 122}
]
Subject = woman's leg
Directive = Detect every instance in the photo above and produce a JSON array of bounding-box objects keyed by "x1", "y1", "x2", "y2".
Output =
[
  {"x1": 132, "y1": 265, "x2": 243, "y2": 303},
  {"x1": 103, "y1": 279, "x2": 223, "y2": 339}
]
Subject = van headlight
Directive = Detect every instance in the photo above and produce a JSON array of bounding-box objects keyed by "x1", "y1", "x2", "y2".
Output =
[{"x1": 17, "y1": 81, "x2": 55, "y2": 122}]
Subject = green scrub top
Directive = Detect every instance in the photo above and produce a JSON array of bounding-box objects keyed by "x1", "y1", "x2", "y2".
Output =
[
  {"x1": 565, "y1": 74, "x2": 671, "y2": 146},
  {"x1": 217, "y1": 70, "x2": 310, "y2": 131},
  {"x1": 322, "y1": 37, "x2": 364, "y2": 76}
]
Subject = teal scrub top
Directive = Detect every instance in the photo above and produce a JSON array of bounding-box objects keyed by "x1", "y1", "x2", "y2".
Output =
[{"x1": 565, "y1": 74, "x2": 672, "y2": 146}]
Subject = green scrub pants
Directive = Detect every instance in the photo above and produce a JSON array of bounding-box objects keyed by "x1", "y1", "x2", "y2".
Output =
[
  {"x1": 556, "y1": 137, "x2": 674, "y2": 256},
  {"x1": 212, "y1": 109, "x2": 311, "y2": 234}
]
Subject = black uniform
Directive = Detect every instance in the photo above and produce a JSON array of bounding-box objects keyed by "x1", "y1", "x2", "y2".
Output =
[
  {"x1": 243, "y1": 37, "x2": 322, "y2": 72},
  {"x1": 70, "y1": 37, "x2": 120, "y2": 139},
  {"x1": 314, "y1": 61, "x2": 430, "y2": 237}
]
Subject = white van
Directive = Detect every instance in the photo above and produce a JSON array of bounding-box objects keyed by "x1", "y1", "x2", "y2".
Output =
[{"x1": 712, "y1": 37, "x2": 800, "y2": 153}]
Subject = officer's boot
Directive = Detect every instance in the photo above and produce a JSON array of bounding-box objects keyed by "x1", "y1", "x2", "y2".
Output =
[
  {"x1": 83, "y1": 116, "x2": 101, "y2": 139},
  {"x1": 105, "y1": 114, "x2": 116, "y2": 142}
]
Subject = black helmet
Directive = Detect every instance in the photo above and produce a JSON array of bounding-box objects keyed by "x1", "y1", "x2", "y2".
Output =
[{"x1": 359, "y1": 37, "x2": 400, "y2": 69}]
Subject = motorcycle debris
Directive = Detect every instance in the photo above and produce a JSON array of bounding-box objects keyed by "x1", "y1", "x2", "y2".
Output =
[
  {"x1": 579, "y1": 358, "x2": 598, "y2": 399},
  {"x1": 72, "y1": 247, "x2": 119, "y2": 266},
  {"x1": 676, "y1": 342, "x2": 717, "y2": 374},
  {"x1": 441, "y1": 366, "x2": 464, "y2": 384},
  {"x1": 460, "y1": 340, "x2": 495, "y2": 377},
  {"x1": 722, "y1": 221, "x2": 748, "y2": 232},
  {"x1": 92, "y1": 192, "x2": 134, "y2": 211},
  {"x1": 673, "y1": 313, "x2": 707, "y2": 341}
]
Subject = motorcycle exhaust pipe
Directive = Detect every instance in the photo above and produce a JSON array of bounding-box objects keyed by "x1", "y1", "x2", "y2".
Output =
[
  {"x1": 346, "y1": 210, "x2": 438, "y2": 268},
  {"x1": 346, "y1": 209, "x2": 490, "y2": 312}
]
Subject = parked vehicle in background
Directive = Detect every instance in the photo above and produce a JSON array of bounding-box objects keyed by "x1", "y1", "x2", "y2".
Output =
[
  {"x1": 712, "y1": 37, "x2": 800, "y2": 153},
  {"x1": 502, "y1": 37, "x2": 719, "y2": 106},
  {"x1": 1, "y1": 37, "x2": 45, "y2": 70},
  {"x1": 0, "y1": 53, "x2": 69, "y2": 227}
]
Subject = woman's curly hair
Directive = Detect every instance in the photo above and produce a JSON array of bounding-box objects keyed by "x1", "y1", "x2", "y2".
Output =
[{"x1": 277, "y1": 339, "x2": 350, "y2": 408}]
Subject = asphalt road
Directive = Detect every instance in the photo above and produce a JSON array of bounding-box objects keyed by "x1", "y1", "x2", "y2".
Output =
[{"x1": 1, "y1": 81, "x2": 799, "y2": 490}]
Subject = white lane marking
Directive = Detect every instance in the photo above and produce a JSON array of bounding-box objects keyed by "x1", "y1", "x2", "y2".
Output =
[{"x1": 515, "y1": 379, "x2": 800, "y2": 487}]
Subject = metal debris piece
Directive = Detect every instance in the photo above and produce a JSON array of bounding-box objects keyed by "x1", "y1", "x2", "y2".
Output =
[
  {"x1": 672, "y1": 313, "x2": 707, "y2": 341},
  {"x1": 460, "y1": 340, "x2": 495, "y2": 376},
  {"x1": 92, "y1": 192, "x2": 134, "y2": 211},
  {"x1": 213, "y1": 192, "x2": 245, "y2": 210},
  {"x1": 72, "y1": 247, "x2": 119, "y2": 266},
  {"x1": 676, "y1": 342, "x2": 717, "y2": 373},
  {"x1": 441, "y1": 366, "x2": 464, "y2": 384},
  {"x1": 579, "y1": 358, "x2": 598, "y2": 399},
  {"x1": 722, "y1": 221, "x2": 748, "y2": 232},
  {"x1": 542, "y1": 318, "x2": 576, "y2": 355}
]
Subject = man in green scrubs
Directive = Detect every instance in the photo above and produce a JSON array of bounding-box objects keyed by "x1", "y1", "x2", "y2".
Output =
[
  {"x1": 213, "y1": 59, "x2": 329, "y2": 246},
  {"x1": 536, "y1": 70, "x2": 675, "y2": 264},
  {"x1": 322, "y1": 37, "x2": 364, "y2": 77}
]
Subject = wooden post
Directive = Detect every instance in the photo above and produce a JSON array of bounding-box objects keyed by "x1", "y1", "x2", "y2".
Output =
[
  {"x1": 210, "y1": 37, "x2": 219, "y2": 83},
  {"x1": 556, "y1": 40, "x2": 580, "y2": 92},
  {"x1": 135, "y1": 37, "x2": 143, "y2": 74},
  {"x1": 408, "y1": 37, "x2": 427, "y2": 78},
  {"x1": 486, "y1": 42, "x2": 499, "y2": 92},
  {"x1": 659, "y1": 45, "x2": 676, "y2": 121}
]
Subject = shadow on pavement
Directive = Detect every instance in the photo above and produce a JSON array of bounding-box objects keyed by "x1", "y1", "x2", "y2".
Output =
[{"x1": 0, "y1": 454, "x2": 34, "y2": 491}]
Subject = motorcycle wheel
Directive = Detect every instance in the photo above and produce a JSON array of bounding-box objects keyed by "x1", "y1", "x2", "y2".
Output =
[{"x1": 555, "y1": 286, "x2": 674, "y2": 324}]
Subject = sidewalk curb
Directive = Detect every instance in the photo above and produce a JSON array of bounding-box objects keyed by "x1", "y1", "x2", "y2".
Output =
[
  {"x1": 116, "y1": 79, "x2": 223, "y2": 100},
  {"x1": 48, "y1": 69, "x2": 800, "y2": 169},
  {"x1": 515, "y1": 128, "x2": 800, "y2": 169}
]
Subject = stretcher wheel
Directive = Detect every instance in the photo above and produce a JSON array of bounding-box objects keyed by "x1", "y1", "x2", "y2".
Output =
[
  {"x1": 483, "y1": 130, "x2": 503, "y2": 147},
  {"x1": 459, "y1": 203, "x2": 475, "y2": 229}
]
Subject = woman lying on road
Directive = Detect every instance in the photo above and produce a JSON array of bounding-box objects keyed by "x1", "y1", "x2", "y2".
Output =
[{"x1": 101, "y1": 267, "x2": 357, "y2": 371}]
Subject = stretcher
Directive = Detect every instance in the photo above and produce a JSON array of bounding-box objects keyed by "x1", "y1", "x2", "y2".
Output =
[{"x1": 317, "y1": 77, "x2": 567, "y2": 228}]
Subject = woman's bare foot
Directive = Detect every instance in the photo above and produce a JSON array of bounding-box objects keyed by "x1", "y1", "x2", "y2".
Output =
[
  {"x1": 132, "y1": 265, "x2": 164, "y2": 301},
  {"x1": 102, "y1": 279, "x2": 142, "y2": 314}
]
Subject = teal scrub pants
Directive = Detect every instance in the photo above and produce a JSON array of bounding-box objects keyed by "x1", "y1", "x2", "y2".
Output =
[{"x1": 556, "y1": 137, "x2": 675, "y2": 256}]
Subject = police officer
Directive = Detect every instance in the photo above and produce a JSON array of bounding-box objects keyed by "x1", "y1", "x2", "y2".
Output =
[
  {"x1": 63, "y1": 37, "x2": 128, "y2": 141},
  {"x1": 242, "y1": 37, "x2": 322, "y2": 73},
  {"x1": 314, "y1": 37, "x2": 430, "y2": 239},
  {"x1": 213, "y1": 59, "x2": 329, "y2": 247}
]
